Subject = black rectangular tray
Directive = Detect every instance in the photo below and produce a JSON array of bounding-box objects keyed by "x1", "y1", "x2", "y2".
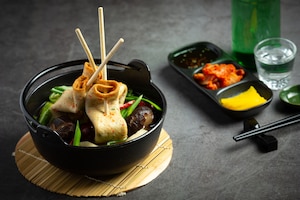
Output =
[{"x1": 168, "y1": 41, "x2": 273, "y2": 119}]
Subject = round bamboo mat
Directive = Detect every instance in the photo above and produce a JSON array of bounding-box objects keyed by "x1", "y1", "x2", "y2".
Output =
[{"x1": 15, "y1": 129, "x2": 172, "y2": 197}]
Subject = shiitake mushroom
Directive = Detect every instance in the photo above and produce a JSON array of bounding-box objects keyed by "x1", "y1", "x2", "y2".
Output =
[
  {"x1": 49, "y1": 116, "x2": 95, "y2": 144},
  {"x1": 126, "y1": 106, "x2": 154, "y2": 136},
  {"x1": 49, "y1": 116, "x2": 75, "y2": 143}
]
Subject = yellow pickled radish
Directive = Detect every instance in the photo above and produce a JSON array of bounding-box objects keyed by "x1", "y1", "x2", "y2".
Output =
[{"x1": 220, "y1": 86, "x2": 267, "y2": 111}]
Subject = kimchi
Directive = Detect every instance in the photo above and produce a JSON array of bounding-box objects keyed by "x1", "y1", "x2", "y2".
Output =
[{"x1": 193, "y1": 63, "x2": 245, "y2": 90}]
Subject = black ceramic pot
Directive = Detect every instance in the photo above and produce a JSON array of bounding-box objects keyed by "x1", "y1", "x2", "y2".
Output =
[{"x1": 20, "y1": 59, "x2": 167, "y2": 176}]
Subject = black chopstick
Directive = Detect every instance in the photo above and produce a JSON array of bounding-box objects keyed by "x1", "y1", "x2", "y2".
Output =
[{"x1": 233, "y1": 113, "x2": 300, "y2": 141}]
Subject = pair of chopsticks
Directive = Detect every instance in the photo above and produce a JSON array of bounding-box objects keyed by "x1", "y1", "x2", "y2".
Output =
[{"x1": 233, "y1": 113, "x2": 300, "y2": 141}]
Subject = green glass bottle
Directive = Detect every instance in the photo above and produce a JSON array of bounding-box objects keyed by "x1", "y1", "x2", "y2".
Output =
[{"x1": 231, "y1": 0, "x2": 280, "y2": 70}]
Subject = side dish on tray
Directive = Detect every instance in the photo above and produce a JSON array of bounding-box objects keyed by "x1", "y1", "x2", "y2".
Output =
[
  {"x1": 220, "y1": 86, "x2": 267, "y2": 111},
  {"x1": 193, "y1": 63, "x2": 245, "y2": 90}
]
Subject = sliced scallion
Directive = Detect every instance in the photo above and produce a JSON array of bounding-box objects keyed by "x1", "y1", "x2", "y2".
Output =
[{"x1": 73, "y1": 120, "x2": 81, "y2": 146}]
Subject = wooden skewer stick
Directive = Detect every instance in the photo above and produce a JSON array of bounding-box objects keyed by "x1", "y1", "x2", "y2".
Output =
[
  {"x1": 98, "y1": 7, "x2": 107, "y2": 80},
  {"x1": 98, "y1": 7, "x2": 109, "y2": 114},
  {"x1": 75, "y1": 28, "x2": 98, "y2": 71},
  {"x1": 87, "y1": 38, "x2": 124, "y2": 87}
]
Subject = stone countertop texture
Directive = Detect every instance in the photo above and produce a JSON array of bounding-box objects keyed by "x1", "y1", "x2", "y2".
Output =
[{"x1": 1, "y1": 0, "x2": 300, "y2": 199}]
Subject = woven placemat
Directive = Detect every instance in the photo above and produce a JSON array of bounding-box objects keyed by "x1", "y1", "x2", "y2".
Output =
[{"x1": 15, "y1": 129, "x2": 172, "y2": 197}]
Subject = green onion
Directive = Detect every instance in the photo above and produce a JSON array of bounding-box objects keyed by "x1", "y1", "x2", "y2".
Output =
[
  {"x1": 48, "y1": 85, "x2": 71, "y2": 103},
  {"x1": 49, "y1": 92, "x2": 62, "y2": 103},
  {"x1": 38, "y1": 101, "x2": 53, "y2": 125},
  {"x1": 125, "y1": 96, "x2": 162, "y2": 111},
  {"x1": 73, "y1": 120, "x2": 81, "y2": 146},
  {"x1": 50, "y1": 85, "x2": 71, "y2": 94},
  {"x1": 122, "y1": 94, "x2": 143, "y2": 118},
  {"x1": 126, "y1": 89, "x2": 134, "y2": 97},
  {"x1": 107, "y1": 138, "x2": 126, "y2": 146},
  {"x1": 120, "y1": 108, "x2": 128, "y2": 118}
]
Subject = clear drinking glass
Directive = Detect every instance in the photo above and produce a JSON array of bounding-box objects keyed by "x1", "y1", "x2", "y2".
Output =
[{"x1": 254, "y1": 38, "x2": 297, "y2": 90}]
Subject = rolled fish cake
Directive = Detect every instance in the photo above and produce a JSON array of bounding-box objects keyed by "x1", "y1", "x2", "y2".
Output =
[
  {"x1": 85, "y1": 80, "x2": 128, "y2": 144},
  {"x1": 50, "y1": 62, "x2": 101, "y2": 115}
]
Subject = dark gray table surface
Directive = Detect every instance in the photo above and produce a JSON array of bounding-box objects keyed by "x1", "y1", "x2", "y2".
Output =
[{"x1": 1, "y1": 0, "x2": 300, "y2": 199}]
